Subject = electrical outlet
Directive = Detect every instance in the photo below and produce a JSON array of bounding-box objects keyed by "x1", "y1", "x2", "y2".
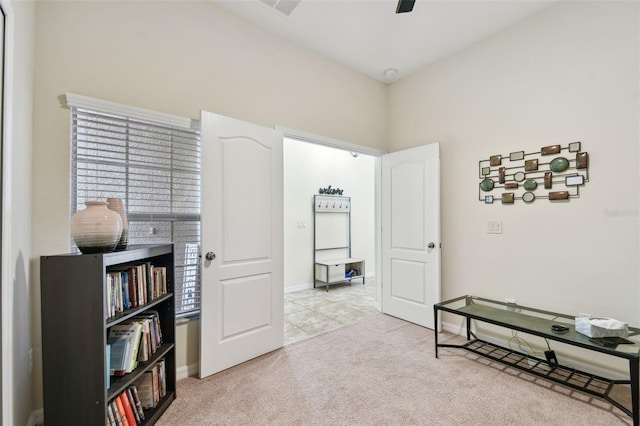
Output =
[
  {"x1": 28, "y1": 348, "x2": 33, "y2": 374},
  {"x1": 505, "y1": 297, "x2": 516, "y2": 312},
  {"x1": 487, "y1": 220, "x2": 502, "y2": 234}
]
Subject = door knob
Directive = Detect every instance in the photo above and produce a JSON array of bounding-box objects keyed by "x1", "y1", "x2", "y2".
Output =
[
  {"x1": 205, "y1": 252, "x2": 216, "y2": 261},
  {"x1": 427, "y1": 242, "x2": 435, "y2": 249}
]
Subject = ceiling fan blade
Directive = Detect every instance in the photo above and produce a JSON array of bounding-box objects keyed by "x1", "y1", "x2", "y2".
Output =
[{"x1": 396, "y1": 0, "x2": 415, "y2": 14}]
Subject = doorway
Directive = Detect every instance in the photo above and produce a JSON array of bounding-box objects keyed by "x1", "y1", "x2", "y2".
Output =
[
  {"x1": 199, "y1": 116, "x2": 441, "y2": 376},
  {"x1": 283, "y1": 137, "x2": 378, "y2": 344},
  {"x1": 199, "y1": 114, "x2": 386, "y2": 376}
]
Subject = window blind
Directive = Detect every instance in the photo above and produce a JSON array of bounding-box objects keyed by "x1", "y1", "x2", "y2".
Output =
[{"x1": 68, "y1": 97, "x2": 201, "y2": 317}]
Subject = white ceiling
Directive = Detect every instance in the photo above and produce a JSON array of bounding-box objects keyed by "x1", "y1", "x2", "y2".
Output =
[{"x1": 215, "y1": 0, "x2": 556, "y2": 84}]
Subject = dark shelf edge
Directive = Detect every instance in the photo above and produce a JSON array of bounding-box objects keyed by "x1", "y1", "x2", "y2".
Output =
[
  {"x1": 104, "y1": 244, "x2": 174, "y2": 266},
  {"x1": 106, "y1": 293, "x2": 173, "y2": 328},
  {"x1": 141, "y1": 391, "x2": 176, "y2": 425}
]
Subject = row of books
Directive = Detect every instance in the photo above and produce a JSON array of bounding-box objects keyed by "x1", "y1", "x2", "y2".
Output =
[
  {"x1": 107, "y1": 384, "x2": 145, "y2": 426},
  {"x1": 106, "y1": 360, "x2": 167, "y2": 426},
  {"x1": 106, "y1": 263, "x2": 168, "y2": 320},
  {"x1": 108, "y1": 311, "x2": 164, "y2": 377},
  {"x1": 136, "y1": 359, "x2": 168, "y2": 410}
]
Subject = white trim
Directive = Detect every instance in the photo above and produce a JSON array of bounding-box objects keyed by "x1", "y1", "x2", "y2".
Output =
[
  {"x1": 2, "y1": 1, "x2": 14, "y2": 424},
  {"x1": 374, "y1": 156, "x2": 382, "y2": 313},
  {"x1": 285, "y1": 282, "x2": 314, "y2": 293},
  {"x1": 27, "y1": 409, "x2": 43, "y2": 426},
  {"x1": 176, "y1": 363, "x2": 199, "y2": 380},
  {"x1": 64, "y1": 93, "x2": 200, "y2": 131},
  {"x1": 278, "y1": 126, "x2": 386, "y2": 157}
]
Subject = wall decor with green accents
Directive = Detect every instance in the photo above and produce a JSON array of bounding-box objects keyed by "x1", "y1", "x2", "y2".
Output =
[{"x1": 479, "y1": 142, "x2": 589, "y2": 204}]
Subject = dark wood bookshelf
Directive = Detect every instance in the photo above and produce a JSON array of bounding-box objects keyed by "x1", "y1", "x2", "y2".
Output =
[{"x1": 41, "y1": 244, "x2": 176, "y2": 425}]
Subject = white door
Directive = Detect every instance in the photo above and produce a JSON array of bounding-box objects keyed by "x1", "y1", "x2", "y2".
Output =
[
  {"x1": 381, "y1": 143, "x2": 441, "y2": 329},
  {"x1": 199, "y1": 111, "x2": 284, "y2": 378}
]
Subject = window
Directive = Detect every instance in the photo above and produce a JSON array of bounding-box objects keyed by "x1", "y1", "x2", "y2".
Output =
[{"x1": 67, "y1": 94, "x2": 201, "y2": 317}]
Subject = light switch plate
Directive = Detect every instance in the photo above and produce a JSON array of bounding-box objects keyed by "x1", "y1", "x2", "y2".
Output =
[{"x1": 487, "y1": 220, "x2": 502, "y2": 234}]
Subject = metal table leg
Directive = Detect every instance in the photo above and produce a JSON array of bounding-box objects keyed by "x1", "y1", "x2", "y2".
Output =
[
  {"x1": 434, "y1": 305, "x2": 439, "y2": 358},
  {"x1": 630, "y1": 358, "x2": 639, "y2": 426}
]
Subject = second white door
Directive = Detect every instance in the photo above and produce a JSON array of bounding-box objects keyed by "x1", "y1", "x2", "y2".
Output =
[{"x1": 381, "y1": 143, "x2": 441, "y2": 329}]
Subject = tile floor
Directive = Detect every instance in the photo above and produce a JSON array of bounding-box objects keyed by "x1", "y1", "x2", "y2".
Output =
[{"x1": 284, "y1": 280, "x2": 378, "y2": 345}]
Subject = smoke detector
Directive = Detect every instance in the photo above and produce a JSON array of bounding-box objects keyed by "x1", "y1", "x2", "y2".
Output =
[
  {"x1": 258, "y1": 0, "x2": 302, "y2": 16},
  {"x1": 383, "y1": 68, "x2": 399, "y2": 82}
]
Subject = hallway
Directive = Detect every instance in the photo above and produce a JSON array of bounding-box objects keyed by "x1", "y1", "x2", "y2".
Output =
[{"x1": 284, "y1": 281, "x2": 378, "y2": 345}]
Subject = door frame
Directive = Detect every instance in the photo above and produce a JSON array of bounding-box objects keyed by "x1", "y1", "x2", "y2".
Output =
[
  {"x1": 1, "y1": 0, "x2": 12, "y2": 423},
  {"x1": 277, "y1": 126, "x2": 386, "y2": 311}
]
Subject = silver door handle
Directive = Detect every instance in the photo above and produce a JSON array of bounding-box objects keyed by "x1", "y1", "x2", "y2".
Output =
[
  {"x1": 427, "y1": 242, "x2": 435, "y2": 249},
  {"x1": 205, "y1": 252, "x2": 216, "y2": 261}
]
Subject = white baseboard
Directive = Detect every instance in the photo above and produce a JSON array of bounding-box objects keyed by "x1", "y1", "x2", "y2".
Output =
[
  {"x1": 285, "y1": 273, "x2": 375, "y2": 294},
  {"x1": 440, "y1": 320, "x2": 627, "y2": 381},
  {"x1": 28, "y1": 408, "x2": 43, "y2": 426},
  {"x1": 285, "y1": 282, "x2": 314, "y2": 293},
  {"x1": 177, "y1": 362, "x2": 200, "y2": 380}
]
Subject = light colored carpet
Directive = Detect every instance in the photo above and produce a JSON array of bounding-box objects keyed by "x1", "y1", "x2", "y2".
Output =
[{"x1": 158, "y1": 314, "x2": 632, "y2": 425}]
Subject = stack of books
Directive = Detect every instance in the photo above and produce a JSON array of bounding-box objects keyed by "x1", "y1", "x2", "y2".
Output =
[
  {"x1": 107, "y1": 311, "x2": 163, "y2": 377},
  {"x1": 106, "y1": 263, "x2": 168, "y2": 320},
  {"x1": 106, "y1": 360, "x2": 167, "y2": 426}
]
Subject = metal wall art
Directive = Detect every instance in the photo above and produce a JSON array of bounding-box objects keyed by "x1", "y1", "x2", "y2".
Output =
[{"x1": 479, "y1": 142, "x2": 589, "y2": 204}]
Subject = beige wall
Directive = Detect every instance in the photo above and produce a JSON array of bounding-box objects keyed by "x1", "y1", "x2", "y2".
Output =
[
  {"x1": 31, "y1": 0, "x2": 386, "y2": 412},
  {"x1": 4, "y1": 0, "x2": 35, "y2": 424},
  {"x1": 23, "y1": 0, "x2": 640, "y2": 419},
  {"x1": 388, "y1": 0, "x2": 639, "y2": 366}
]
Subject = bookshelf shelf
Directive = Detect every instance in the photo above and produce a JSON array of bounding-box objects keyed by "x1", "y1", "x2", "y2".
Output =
[
  {"x1": 41, "y1": 243, "x2": 176, "y2": 425},
  {"x1": 106, "y1": 293, "x2": 174, "y2": 328},
  {"x1": 108, "y1": 343, "x2": 175, "y2": 400}
]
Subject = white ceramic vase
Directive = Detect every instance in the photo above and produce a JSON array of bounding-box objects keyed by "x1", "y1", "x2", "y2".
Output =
[
  {"x1": 107, "y1": 197, "x2": 128, "y2": 250},
  {"x1": 71, "y1": 201, "x2": 123, "y2": 254}
]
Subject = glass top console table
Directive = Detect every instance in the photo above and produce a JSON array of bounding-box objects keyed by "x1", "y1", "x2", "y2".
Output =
[{"x1": 434, "y1": 295, "x2": 640, "y2": 425}]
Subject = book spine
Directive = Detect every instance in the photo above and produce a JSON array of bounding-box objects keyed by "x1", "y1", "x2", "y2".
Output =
[
  {"x1": 110, "y1": 401, "x2": 124, "y2": 426},
  {"x1": 152, "y1": 364, "x2": 160, "y2": 405},
  {"x1": 106, "y1": 402, "x2": 116, "y2": 426},
  {"x1": 106, "y1": 273, "x2": 113, "y2": 319},
  {"x1": 133, "y1": 370, "x2": 155, "y2": 409},
  {"x1": 127, "y1": 269, "x2": 137, "y2": 308},
  {"x1": 106, "y1": 344, "x2": 111, "y2": 389},
  {"x1": 158, "y1": 359, "x2": 166, "y2": 398},
  {"x1": 131, "y1": 267, "x2": 140, "y2": 307},
  {"x1": 114, "y1": 397, "x2": 129, "y2": 426},
  {"x1": 132, "y1": 318, "x2": 149, "y2": 362},
  {"x1": 119, "y1": 391, "x2": 138, "y2": 426},
  {"x1": 145, "y1": 263, "x2": 153, "y2": 303},
  {"x1": 115, "y1": 273, "x2": 123, "y2": 315},
  {"x1": 122, "y1": 271, "x2": 131, "y2": 310},
  {"x1": 129, "y1": 385, "x2": 146, "y2": 421},
  {"x1": 127, "y1": 323, "x2": 142, "y2": 372},
  {"x1": 136, "y1": 265, "x2": 145, "y2": 305}
]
